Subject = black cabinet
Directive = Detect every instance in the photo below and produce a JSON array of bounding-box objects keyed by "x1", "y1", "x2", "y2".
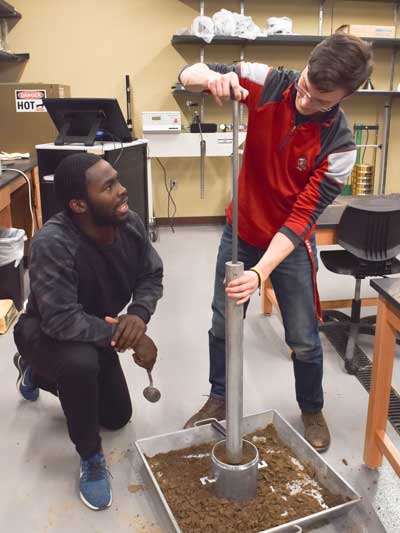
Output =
[{"x1": 36, "y1": 142, "x2": 149, "y2": 229}]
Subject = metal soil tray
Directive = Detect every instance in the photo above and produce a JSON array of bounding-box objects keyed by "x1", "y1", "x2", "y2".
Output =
[{"x1": 135, "y1": 410, "x2": 361, "y2": 533}]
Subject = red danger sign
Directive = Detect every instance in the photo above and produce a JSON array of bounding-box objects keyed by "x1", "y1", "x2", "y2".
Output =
[
  {"x1": 15, "y1": 89, "x2": 47, "y2": 112},
  {"x1": 17, "y1": 90, "x2": 45, "y2": 99}
]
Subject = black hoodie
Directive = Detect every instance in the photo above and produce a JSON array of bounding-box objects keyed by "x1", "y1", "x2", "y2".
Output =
[{"x1": 25, "y1": 210, "x2": 163, "y2": 347}]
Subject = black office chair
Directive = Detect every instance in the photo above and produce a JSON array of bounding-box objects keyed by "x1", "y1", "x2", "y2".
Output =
[{"x1": 319, "y1": 196, "x2": 400, "y2": 374}]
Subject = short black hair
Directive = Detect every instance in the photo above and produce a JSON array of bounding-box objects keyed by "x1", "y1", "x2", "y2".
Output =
[{"x1": 54, "y1": 153, "x2": 102, "y2": 210}]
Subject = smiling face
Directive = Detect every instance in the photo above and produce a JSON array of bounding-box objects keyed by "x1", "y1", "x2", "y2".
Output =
[
  {"x1": 83, "y1": 159, "x2": 129, "y2": 226},
  {"x1": 295, "y1": 66, "x2": 348, "y2": 116}
]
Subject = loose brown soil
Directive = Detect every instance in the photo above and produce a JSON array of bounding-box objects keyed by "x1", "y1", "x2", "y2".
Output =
[
  {"x1": 128, "y1": 483, "x2": 145, "y2": 493},
  {"x1": 147, "y1": 424, "x2": 347, "y2": 533},
  {"x1": 214, "y1": 439, "x2": 257, "y2": 465}
]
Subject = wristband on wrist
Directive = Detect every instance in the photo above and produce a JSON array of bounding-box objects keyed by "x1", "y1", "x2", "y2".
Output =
[{"x1": 249, "y1": 267, "x2": 263, "y2": 294}]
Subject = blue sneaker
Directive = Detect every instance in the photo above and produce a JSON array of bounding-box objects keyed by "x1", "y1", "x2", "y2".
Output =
[
  {"x1": 79, "y1": 451, "x2": 112, "y2": 510},
  {"x1": 13, "y1": 353, "x2": 39, "y2": 401}
]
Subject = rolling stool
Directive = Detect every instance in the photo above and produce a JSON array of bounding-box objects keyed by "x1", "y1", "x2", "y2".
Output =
[{"x1": 319, "y1": 197, "x2": 400, "y2": 374}]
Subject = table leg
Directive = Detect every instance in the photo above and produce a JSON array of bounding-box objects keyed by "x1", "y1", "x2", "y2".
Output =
[
  {"x1": 0, "y1": 187, "x2": 12, "y2": 226},
  {"x1": 262, "y1": 278, "x2": 281, "y2": 315},
  {"x1": 364, "y1": 299, "x2": 397, "y2": 469},
  {"x1": 31, "y1": 166, "x2": 43, "y2": 230}
]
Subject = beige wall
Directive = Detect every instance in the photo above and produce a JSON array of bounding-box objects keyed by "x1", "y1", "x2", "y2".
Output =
[{"x1": 4, "y1": 0, "x2": 400, "y2": 218}]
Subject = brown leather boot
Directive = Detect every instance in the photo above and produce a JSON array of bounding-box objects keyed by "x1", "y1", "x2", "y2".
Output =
[
  {"x1": 183, "y1": 396, "x2": 225, "y2": 429},
  {"x1": 301, "y1": 411, "x2": 331, "y2": 453}
]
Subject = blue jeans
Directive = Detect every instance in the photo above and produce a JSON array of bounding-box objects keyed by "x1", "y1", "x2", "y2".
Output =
[{"x1": 209, "y1": 224, "x2": 323, "y2": 413}]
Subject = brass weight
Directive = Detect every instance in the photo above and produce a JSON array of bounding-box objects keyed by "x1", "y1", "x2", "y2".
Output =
[{"x1": 351, "y1": 164, "x2": 374, "y2": 195}]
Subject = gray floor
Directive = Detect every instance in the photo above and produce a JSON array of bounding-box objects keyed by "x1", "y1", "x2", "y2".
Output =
[{"x1": 1, "y1": 225, "x2": 400, "y2": 533}]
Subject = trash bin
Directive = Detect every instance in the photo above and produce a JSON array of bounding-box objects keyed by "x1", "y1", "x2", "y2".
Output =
[{"x1": 0, "y1": 228, "x2": 26, "y2": 311}]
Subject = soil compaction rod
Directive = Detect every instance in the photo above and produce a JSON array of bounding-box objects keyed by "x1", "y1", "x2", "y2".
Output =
[{"x1": 225, "y1": 99, "x2": 244, "y2": 464}]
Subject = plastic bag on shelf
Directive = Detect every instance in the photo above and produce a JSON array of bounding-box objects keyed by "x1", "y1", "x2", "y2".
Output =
[
  {"x1": 232, "y1": 13, "x2": 261, "y2": 40},
  {"x1": 212, "y1": 9, "x2": 236, "y2": 36},
  {"x1": 191, "y1": 16, "x2": 215, "y2": 43},
  {"x1": 266, "y1": 17, "x2": 293, "y2": 35},
  {"x1": 175, "y1": 27, "x2": 192, "y2": 36},
  {"x1": 0, "y1": 19, "x2": 10, "y2": 52},
  {"x1": 0, "y1": 227, "x2": 26, "y2": 268}
]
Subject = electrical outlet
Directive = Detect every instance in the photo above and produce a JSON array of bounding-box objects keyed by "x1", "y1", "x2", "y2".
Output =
[{"x1": 169, "y1": 179, "x2": 178, "y2": 191}]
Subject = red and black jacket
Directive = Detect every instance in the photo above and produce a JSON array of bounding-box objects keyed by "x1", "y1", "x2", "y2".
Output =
[{"x1": 209, "y1": 62, "x2": 357, "y2": 249}]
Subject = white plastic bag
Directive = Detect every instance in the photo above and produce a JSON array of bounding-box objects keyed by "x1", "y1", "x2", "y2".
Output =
[
  {"x1": 0, "y1": 228, "x2": 26, "y2": 267},
  {"x1": 233, "y1": 13, "x2": 261, "y2": 40},
  {"x1": 175, "y1": 27, "x2": 192, "y2": 36},
  {"x1": 212, "y1": 9, "x2": 235, "y2": 36},
  {"x1": 191, "y1": 16, "x2": 215, "y2": 43},
  {"x1": 266, "y1": 17, "x2": 293, "y2": 35}
]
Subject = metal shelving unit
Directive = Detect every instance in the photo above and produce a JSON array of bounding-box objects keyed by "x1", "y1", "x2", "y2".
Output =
[
  {"x1": 173, "y1": 0, "x2": 400, "y2": 194},
  {"x1": 0, "y1": 50, "x2": 28, "y2": 62},
  {"x1": 174, "y1": 87, "x2": 400, "y2": 97},
  {"x1": 172, "y1": 34, "x2": 325, "y2": 45},
  {"x1": 0, "y1": 0, "x2": 21, "y2": 30},
  {"x1": 0, "y1": 0, "x2": 29, "y2": 63},
  {"x1": 172, "y1": 34, "x2": 400, "y2": 48}
]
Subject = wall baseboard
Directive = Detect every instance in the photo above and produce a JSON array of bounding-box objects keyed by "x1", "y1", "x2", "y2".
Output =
[{"x1": 156, "y1": 216, "x2": 226, "y2": 226}]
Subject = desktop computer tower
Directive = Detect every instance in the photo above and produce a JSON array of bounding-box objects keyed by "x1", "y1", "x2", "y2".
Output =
[{"x1": 36, "y1": 141, "x2": 149, "y2": 229}]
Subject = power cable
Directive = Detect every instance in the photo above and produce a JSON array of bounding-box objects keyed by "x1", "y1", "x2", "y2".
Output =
[{"x1": 156, "y1": 158, "x2": 176, "y2": 233}]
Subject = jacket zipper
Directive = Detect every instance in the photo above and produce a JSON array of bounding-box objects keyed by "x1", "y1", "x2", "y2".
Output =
[{"x1": 278, "y1": 125, "x2": 297, "y2": 153}]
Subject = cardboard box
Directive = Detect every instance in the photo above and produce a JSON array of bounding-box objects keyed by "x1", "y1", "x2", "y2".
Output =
[
  {"x1": 0, "y1": 83, "x2": 70, "y2": 156},
  {"x1": 337, "y1": 24, "x2": 395, "y2": 39}
]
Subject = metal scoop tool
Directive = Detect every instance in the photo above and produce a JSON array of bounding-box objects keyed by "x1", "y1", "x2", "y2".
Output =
[{"x1": 143, "y1": 369, "x2": 161, "y2": 403}]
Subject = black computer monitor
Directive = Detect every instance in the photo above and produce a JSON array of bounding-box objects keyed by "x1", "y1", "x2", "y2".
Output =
[{"x1": 43, "y1": 98, "x2": 135, "y2": 146}]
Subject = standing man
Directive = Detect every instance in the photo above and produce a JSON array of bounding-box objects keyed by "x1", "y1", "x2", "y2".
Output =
[
  {"x1": 180, "y1": 32, "x2": 373, "y2": 452},
  {"x1": 13, "y1": 153, "x2": 163, "y2": 510}
]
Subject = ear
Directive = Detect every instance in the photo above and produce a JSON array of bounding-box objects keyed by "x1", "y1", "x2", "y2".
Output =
[
  {"x1": 342, "y1": 92, "x2": 354, "y2": 102},
  {"x1": 69, "y1": 198, "x2": 87, "y2": 214}
]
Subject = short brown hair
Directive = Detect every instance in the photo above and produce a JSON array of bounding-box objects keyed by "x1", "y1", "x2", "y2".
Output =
[{"x1": 307, "y1": 32, "x2": 373, "y2": 94}]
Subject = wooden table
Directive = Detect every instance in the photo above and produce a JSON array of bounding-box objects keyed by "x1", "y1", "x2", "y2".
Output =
[
  {"x1": 0, "y1": 159, "x2": 42, "y2": 250},
  {"x1": 364, "y1": 277, "x2": 400, "y2": 476}
]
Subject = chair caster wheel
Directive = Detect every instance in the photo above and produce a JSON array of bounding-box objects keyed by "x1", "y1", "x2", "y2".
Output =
[{"x1": 345, "y1": 360, "x2": 357, "y2": 375}]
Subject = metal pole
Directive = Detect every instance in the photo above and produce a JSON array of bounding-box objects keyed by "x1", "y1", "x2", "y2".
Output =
[
  {"x1": 225, "y1": 261, "x2": 244, "y2": 463},
  {"x1": 199, "y1": 0, "x2": 205, "y2": 121},
  {"x1": 225, "y1": 99, "x2": 243, "y2": 464},
  {"x1": 125, "y1": 74, "x2": 133, "y2": 134},
  {"x1": 394, "y1": 0, "x2": 399, "y2": 38},
  {"x1": 200, "y1": 50, "x2": 205, "y2": 122},
  {"x1": 389, "y1": 48, "x2": 397, "y2": 91},
  {"x1": 373, "y1": 126, "x2": 379, "y2": 192},
  {"x1": 232, "y1": 100, "x2": 239, "y2": 263},
  {"x1": 239, "y1": 46, "x2": 245, "y2": 127},
  {"x1": 319, "y1": 0, "x2": 324, "y2": 36},
  {"x1": 200, "y1": 137, "x2": 206, "y2": 199},
  {"x1": 199, "y1": 0, "x2": 205, "y2": 181},
  {"x1": 378, "y1": 99, "x2": 392, "y2": 194},
  {"x1": 240, "y1": 0, "x2": 244, "y2": 125}
]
